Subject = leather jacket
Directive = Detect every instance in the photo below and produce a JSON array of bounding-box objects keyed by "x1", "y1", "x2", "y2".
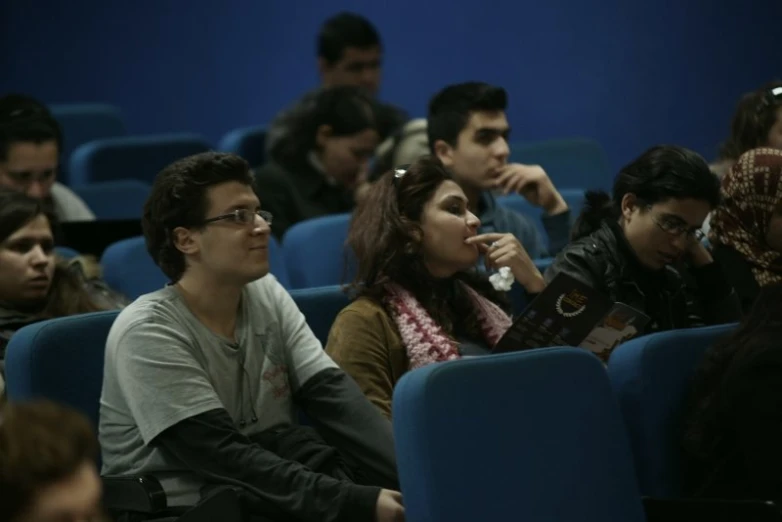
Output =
[{"x1": 545, "y1": 221, "x2": 741, "y2": 334}]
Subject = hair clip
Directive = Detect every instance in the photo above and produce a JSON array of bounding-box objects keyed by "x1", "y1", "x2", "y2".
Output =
[
  {"x1": 392, "y1": 164, "x2": 411, "y2": 187},
  {"x1": 757, "y1": 86, "x2": 782, "y2": 115}
]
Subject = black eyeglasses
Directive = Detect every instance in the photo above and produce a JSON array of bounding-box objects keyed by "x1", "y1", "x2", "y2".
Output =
[
  {"x1": 202, "y1": 209, "x2": 273, "y2": 227},
  {"x1": 648, "y1": 208, "x2": 705, "y2": 241}
]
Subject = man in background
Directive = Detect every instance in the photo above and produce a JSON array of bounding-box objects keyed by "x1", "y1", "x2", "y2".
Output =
[
  {"x1": 428, "y1": 82, "x2": 571, "y2": 259},
  {"x1": 265, "y1": 12, "x2": 409, "y2": 158}
]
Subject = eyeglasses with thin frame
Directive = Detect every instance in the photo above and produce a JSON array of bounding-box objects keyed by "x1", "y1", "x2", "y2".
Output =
[
  {"x1": 201, "y1": 209, "x2": 273, "y2": 227},
  {"x1": 647, "y1": 207, "x2": 705, "y2": 241}
]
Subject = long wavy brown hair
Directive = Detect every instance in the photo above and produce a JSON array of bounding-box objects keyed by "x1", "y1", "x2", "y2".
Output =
[{"x1": 348, "y1": 155, "x2": 508, "y2": 340}]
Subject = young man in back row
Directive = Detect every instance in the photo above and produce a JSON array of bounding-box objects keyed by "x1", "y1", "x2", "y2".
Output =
[
  {"x1": 99, "y1": 152, "x2": 403, "y2": 522},
  {"x1": 428, "y1": 82, "x2": 571, "y2": 258},
  {"x1": 266, "y1": 12, "x2": 408, "y2": 161}
]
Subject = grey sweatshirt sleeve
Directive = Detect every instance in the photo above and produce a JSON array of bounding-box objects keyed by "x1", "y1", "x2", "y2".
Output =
[{"x1": 295, "y1": 367, "x2": 399, "y2": 490}]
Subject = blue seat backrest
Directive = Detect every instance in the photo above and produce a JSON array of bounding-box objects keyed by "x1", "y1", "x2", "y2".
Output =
[
  {"x1": 283, "y1": 213, "x2": 355, "y2": 289},
  {"x1": 496, "y1": 188, "x2": 584, "y2": 241},
  {"x1": 218, "y1": 125, "x2": 268, "y2": 168},
  {"x1": 288, "y1": 285, "x2": 351, "y2": 346},
  {"x1": 101, "y1": 236, "x2": 168, "y2": 300},
  {"x1": 50, "y1": 104, "x2": 127, "y2": 186},
  {"x1": 607, "y1": 323, "x2": 739, "y2": 497},
  {"x1": 393, "y1": 348, "x2": 646, "y2": 522},
  {"x1": 68, "y1": 133, "x2": 211, "y2": 186},
  {"x1": 72, "y1": 179, "x2": 151, "y2": 220},
  {"x1": 509, "y1": 137, "x2": 611, "y2": 190},
  {"x1": 5, "y1": 311, "x2": 121, "y2": 428}
]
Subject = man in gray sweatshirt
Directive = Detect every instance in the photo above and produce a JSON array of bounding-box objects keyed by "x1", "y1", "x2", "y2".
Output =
[{"x1": 99, "y1": 151, "x2": 403, "y2": 522}]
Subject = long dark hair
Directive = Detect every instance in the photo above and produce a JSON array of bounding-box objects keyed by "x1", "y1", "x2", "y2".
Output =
[
  {"x1": 718, "y1": 81, "x2": 782, "y2": 162},
  {"x1": 0, "y1": 187, "x2": 58, "y2": 246},
  {"x1": 348, "y1": 155, "x2": 507, "y2": 338},
  {"x1": 684, "y1": 284, "x2": 782, "y2": 461},
  {"x1": 571, "y1": 145, "x2": 720, "y2": 240},
  {"x1": 270, "y1": 86, "x2": 376, "y2": 166},
  {"x1": 0, "y1": 188, "x2": 103, "y2": 316}
]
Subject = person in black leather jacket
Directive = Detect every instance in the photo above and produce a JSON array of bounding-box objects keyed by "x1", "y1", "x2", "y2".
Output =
[{"x1": 546, "y1": 145, "x2": 741, "y2": 334}]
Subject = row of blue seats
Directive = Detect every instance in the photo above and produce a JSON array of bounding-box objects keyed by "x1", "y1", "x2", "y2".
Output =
[
  {"x1": 3, "y1": 304, "x2": 737, "y2": 520},
  {"x1": 394, "y1": 324, "x2": 739, "y2": 521},
  {"x1": 50, "y1": 104, "x2": 267, "y2": 186},
  {"x1": 51, "y1": 104, "x2": 611, "y2": 190}
]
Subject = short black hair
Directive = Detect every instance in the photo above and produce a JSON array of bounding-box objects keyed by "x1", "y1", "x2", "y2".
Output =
[
  {"x1": 142, "y1": 152, "x2": 253, "y2": 282},
  {"x1": 0, "y1": 94, "x2": 62, "y2": 162},
  {"x1": 572, "y1": 145, "x2": 721, "y2": 240},
  {"x1": 427, "y1": 82, "x2": 507, "y2": 153},
  {"x1": 317, "y1": 12, "x2": 382, "y2": 64}
]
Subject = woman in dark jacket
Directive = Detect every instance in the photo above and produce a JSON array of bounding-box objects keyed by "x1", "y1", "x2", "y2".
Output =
[
  {"x1": 545, "y1": 145, "x2": 740, "y2": 334},
  {"x1": 253, "y1": 85, "x2": 379, "y2": 240},
  {"x1": 0, "y1": 189, "x2": 125, "y2": 394},
  {"x1": 709, "y1": 148, "x2": 782, "y2": 312},
  {"x1": 683, "y1": 284, "x2": 782, "y2": 501}
]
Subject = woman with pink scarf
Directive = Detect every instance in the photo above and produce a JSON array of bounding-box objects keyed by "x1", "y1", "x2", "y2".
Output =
[{"x1": 326, "y1": 155, "x2": 545, "y2": 418}]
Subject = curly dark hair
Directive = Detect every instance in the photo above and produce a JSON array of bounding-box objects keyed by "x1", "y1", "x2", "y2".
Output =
[
  {"x1": 348, "y1": 155, "x2": 508, "y2": 340},
  {"x1": 142, "y1": 152, "x2": 253, "y2": 282}
]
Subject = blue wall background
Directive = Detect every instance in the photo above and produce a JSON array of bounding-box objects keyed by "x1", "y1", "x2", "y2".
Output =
[{"x1": 3, "y1": 0, "x2": 781, "y2": 173}]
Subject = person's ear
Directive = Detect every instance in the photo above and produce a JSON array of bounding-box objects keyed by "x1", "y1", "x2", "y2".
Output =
[
  {"x1": 620, "y1": 193, "x2": 640, "y2": 221},
  {"x1": 433, "y1": 139, "x2": 455, "y2": 166},
  {"x1": 315, "y1": 125, "x2": 333, "y2": 150},
  {"x1": 172, "y1": 226, "x2": 199, "y2": 255},
  {"x1": 404, "y1": 229, "x2": 423, "y2": 255},
  {"x1": 317, "y1": 58, "x2": 336, "y2": 84}
]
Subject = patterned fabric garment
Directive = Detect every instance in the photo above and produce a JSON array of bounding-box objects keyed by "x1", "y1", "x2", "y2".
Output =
[
  {"x1": 709, "y1": 148, "x2": 782, "y2": 287},
  {"x1": 383, "y1": 282, "x2": 512, "y2": 369}
]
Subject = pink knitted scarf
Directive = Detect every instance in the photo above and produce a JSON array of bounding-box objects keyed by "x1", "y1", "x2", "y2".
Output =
[{"x1": 384, "y1": 282, "x2": 512, "y2": 370}]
